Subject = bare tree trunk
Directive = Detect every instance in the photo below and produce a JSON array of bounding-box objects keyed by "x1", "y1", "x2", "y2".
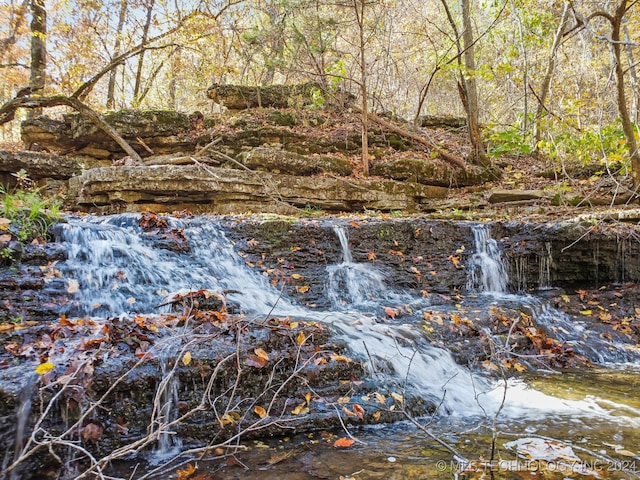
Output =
[
  {"x1": 132, "y1": 0, "x2": 155, "y2": 107},
  {"x1": 107, "y1": 0, "x2": 128, "y2": 110},
  {"x1": 354, "y1": 0, "x2": 369, "y2": 176},
  {"x1": 611, "y1": 1, "x2": 640, "y2": 185},
  {"x1": 28, "y1": 0, "x2": 46, "y2": 118},
  {"x1": 624, "y1": 24, "x2": 639, "y2": 124},
  {"x1": 460, "y1": 0, "x2": 489, "y2": 166},
  {"x1": 533, "y1": 1, "x2": 570, "y2": 149}
]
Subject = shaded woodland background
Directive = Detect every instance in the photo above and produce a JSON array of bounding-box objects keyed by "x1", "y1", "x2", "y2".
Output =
[{"x1": 1, "y1": 0, "x2": 639, "y2": 177}]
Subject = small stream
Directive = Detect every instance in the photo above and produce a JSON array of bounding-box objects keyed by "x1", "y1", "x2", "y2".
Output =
[{"x1": 48, "y1": 215, "x2": 640, "y2": 478}]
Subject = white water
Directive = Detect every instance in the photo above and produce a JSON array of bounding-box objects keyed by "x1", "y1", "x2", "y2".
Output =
[
  {"x1": 57, "y1": 215, "x2": 297, "y2": 317},
  {"x1": 150, "y1": 355, "x2": 183, "y2": 463},
  {"x1": 52, "y1": 215, "x2": 640, "y2": 426},
  {"x1": 467, "y1": 225, "x2": 508, "y2": 293},
  {"x1": 326, "y1": 226, "x2": 389, "y2": 309}
]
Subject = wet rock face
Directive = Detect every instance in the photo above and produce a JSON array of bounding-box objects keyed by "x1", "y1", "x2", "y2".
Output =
[
  {"x1": 494, "y1": 222, "x2": 640, "y2": 289},
  {"x1": 1, "y1": 215, "x2": 640, "y2": 479}
]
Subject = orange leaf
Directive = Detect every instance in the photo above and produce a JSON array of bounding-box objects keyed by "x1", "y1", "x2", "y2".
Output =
[
  {"x1": 176, "y1": 463, "x2": 197, "y2": 480},
  {"x1": 367, "y1": 251, "x2": 376, "y2": 261},
  {"x1": 349, "y1": 220, "x2": 361, "y2": 229},
  {"x1": 333, "y1": 437, "x2": 355, "y2": 448},
  {"x1": 296, "y1": 331, "x2": 306, "y2": 345},
  {"x1": 254, "y1": 406, "x2": 268, "y2": 419},
  {"x1": 353, "y1": 404, "x2": 365, "y2": 420}
]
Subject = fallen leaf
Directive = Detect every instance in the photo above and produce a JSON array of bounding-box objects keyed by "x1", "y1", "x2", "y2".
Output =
[
  {"x1": 615, "y1": 448, "x2": 636, "y2": 457},
  {"x1": 254, "y1": 406, "x2": 268, "y2": 419},
  {"x1": 390, "y1": 392, "x2": 404, "y2": 404},
  {"x1": 254, "y1": 348, "x2": 269, "y2": 361},
  {"x1": 182, "y1": 351, "x2": 192, "y2": 366},
  {"x1": 447, "y1": 255, "x2": 461, "y2": 268},
  {"x1": 291, "y1": 273, "x2": 303, "y2": 280},
  {"x1": 81, "y1": 422, "x2": 103, "y2": 443},
  {"x1": 176, "y1": 464, "x2": 197, "y2": 480},
  {"x1": 367, "y1": 251, "x2": 376, "y2": 261},
  {"x1": 384, "y1": 307, "x2": 396, "y2": 319},
  {"x1": 580, "y1": 310, "x2": 592, "y2": 316},
  {"x1": 292, "y1": 403, "x2": 309, "y2": 415},
  {"x1": 372, "y1": 411, "x2": 382, "y2": 421},
  {"x1": 298, "y1": 285, "x2": 310, "y2": 293},
  {"x1": 349, "y1": 220, "x2": 361, "y2": 229},
  {"x1": 296, "y1": 331, "x2": 306, "y2": 345},
  {"x1": 353, "y1": 404, "x2": 365, "y2": 420},
  {"x1": 35, "y1": 362, "x2": 55, "y2": 375},
  {"x1": 333, "y1": 437, "x2": 355, "y2": 448}
]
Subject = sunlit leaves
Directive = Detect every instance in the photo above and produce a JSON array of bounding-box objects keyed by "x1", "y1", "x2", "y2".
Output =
[{"x1": 219, "y1": 411, "x2": 241, "y2": 426}]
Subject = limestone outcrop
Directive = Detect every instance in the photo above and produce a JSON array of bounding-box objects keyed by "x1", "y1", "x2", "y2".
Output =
[{"x1": 68, "y1": 164, "x2": 448, "y2": 214}]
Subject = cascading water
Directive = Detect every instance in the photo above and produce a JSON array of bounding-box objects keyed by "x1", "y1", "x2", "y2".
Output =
[
  {"x1": 50, "y1": 215, "x2": 640, "y2": 427},
  {"x1": 326, "y1": 226, "x2": 388, "y2": 309},
  {"x1": 150, "y1": 355, "x2": 183, "y2": 463},
  {"x1": 467, "y1": 225, "x2": 508, "y2": 294},
  {"x1": 56, "y1": 215, "x2": 296, "y2": 317}
]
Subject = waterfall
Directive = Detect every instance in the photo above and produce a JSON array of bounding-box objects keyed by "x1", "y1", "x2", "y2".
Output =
[
  {"x1": 150, "y1": 355, "x2": 183, "y2": 463},
  {"x1": 55, "y1": 215, "x2": 297, "y2": 317},
  {"x1": 467, "y1": 225, "x2": 508, "y2": 294},
  {"x1": 50, "y1": 214, "x2": 640, "y2": 425},
  {"x1": 326, "y1": 226, "x2": 388, "y2": 309}
]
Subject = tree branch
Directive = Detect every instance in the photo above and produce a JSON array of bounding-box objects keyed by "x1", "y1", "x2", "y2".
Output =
[{"x1": 0, "y1": 95, "x2": 142, "y2": 162}]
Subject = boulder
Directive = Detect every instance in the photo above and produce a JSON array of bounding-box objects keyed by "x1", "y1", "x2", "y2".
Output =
[
  {"x1": 237, "y1": 147, "x2": 353, "y2": 176},
  {"x1": 371, "y1": 157, "x2": 493, "y2": 187},
  {"x1": 21, "y1": 110, "x2": 196, "y2": 157},
  {"x1": 0, "y1": 151, "x2": 81, "y2": 180},
  {"x1": 207, "y1": 82, "x2": 321, "y2": 109},
  {"x1": 488, "y1": 189, "x2": 549, "y2": 204}
]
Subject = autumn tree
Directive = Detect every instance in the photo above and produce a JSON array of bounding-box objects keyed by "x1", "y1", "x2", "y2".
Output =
[{"x1": 570, "y1": 0, "x2": 640, "y2": 185}]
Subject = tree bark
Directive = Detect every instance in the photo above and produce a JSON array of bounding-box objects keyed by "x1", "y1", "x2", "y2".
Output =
[
  {"x1": 460, "y1": 0, "x2": 489, "y2": 166},
  {"x1": 354, "y1": 0, "x2": 370, "y2": 176},
  {"x1": 28, "y1": 0, "x2": 46, "y2": 118},
  {"x1": 611, "y1": 1, "x2": 640, "y2": 185}
]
